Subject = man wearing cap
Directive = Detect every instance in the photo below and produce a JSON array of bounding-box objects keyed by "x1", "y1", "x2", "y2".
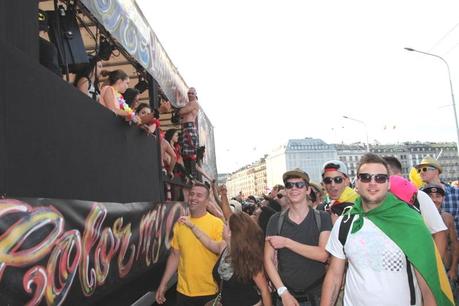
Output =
[
  {"x1": 264, "y1": 168, "x2": 332, "y2": 306},
  {"x1": 321, "y1": 160, "x2": 358, "y2": 224},
  {"x1": 422, "y1": 183, "x2": 458, "y2": 286},
  {"x1": 416, "y1": 155, "x2": 459, "y2": 239},
  {"x1": 309, "y1": 181, "x2": 324, "y2": 209}
]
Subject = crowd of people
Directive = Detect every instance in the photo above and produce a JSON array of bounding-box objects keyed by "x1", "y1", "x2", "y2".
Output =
[
  {"x1": 155, "y1": 153, "x2": 458, "y2": 306},
  {"x1": 39, "y1": 20, "x2": 458, "y2": 304}
]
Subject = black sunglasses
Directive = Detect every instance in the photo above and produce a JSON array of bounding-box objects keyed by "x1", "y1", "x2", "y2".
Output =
[
  {"x1": 285, "y1": 181, "x2": 308, "y2": 189},
  {"x1": 357, "y1": 173, "x2": 389, "y2": 184},
  {"x1": 323, "y1": 176, "x2": 344, "y2": 185}
]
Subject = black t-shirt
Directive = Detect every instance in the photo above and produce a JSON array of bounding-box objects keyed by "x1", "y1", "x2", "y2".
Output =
[{"x1": 266, "y1": 208, "x2": 332, "y2": 291}]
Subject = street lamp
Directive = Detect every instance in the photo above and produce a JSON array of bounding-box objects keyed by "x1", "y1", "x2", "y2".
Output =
[
  {"x1": 343, "y1": 115, "x2": 370, "y2": 152},
  {"x1": 404, "y1": 47, "x2": 459, "y2": 155}
]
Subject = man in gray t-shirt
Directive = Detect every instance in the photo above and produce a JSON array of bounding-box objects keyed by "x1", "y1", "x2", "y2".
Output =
[{"x1": 264, "y1": 169, "x2": 332, "y2": 306}]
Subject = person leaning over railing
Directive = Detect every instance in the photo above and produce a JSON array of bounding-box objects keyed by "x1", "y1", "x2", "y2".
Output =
[
  {"x1": 99, "y1": 69, "x2": 140, "y2": 124},
  {"x1": 135, "y1": 104, "x2": 160, "y2": 136}
]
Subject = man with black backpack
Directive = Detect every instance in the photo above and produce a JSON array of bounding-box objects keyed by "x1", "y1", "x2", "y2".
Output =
[
  {"x1": 321, "y1": 153, "x2": 453, "y2": 306},
  {"x1": 264, "y1": 168, "x2": 332, "y2": 306}
]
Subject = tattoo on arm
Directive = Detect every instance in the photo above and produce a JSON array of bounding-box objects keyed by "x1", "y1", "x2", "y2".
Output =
[{"x1": 327, "y1": 284, "x2": 340, "y2": 306}]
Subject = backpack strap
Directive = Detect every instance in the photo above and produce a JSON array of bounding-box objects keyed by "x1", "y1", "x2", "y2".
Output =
[
  {"x1": 411, "y1": 196, "x2": 421, "y2": 213},
  {"x1": 338, "y1": 214, "x2": 416, "y2": 305},
  {"x1": 313, "y1": 209, "x2": 322, "y2": 233},
  {"x1": 277, "y1": 208, "x2": 322, "y2": 235},
  {"x1": 338, "y1": 214, "x2": 355, "y2": 247},
  {"x1": 277, "y1": 209, "x2": 289, "y2": 235}
]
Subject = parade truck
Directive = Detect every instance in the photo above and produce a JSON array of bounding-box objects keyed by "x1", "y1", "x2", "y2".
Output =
[{"x1": 0, "y1": 1, "x2": 217, "y2": 305}]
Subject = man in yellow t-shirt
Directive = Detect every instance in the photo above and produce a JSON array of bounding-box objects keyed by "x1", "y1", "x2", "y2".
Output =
[{"x1": 156, "y1": 183, "x2": 224, "y2": 306}]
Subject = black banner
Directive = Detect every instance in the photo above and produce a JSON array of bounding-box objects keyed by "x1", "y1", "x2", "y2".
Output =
[{"x1": 0, "y1": 198, "x2": 187, "y2": 306}]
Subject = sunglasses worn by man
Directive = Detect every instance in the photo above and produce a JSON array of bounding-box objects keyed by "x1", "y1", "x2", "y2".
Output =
[
  {"x1": 357, "y1": 173, "x2": 389, "y2": 184},
  {"x1": 323, "y1": 176, "x2": 345, "y2": 185},
  {"x1": 417, "y1": 166, "x2": 437, "y2": 173},
  {"x1": 285, "y1": 181, "x2": 308, "y2": 189}
]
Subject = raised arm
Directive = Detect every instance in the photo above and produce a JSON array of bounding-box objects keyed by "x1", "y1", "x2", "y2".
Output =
[
  {"x1": 215, "y1": 184, "x2": 233, "y2": 220},
  {"x1": 196, "y1": 164, "x2": 213, "y2": 181},
  {"x1": 178, "y1": 216, "x2": 225, "y2": 254},
  {"x1": 207, "y1": 200, "x2": 224, "y2": 220},
  {"x1": 211, "y1": 181, "x2": 222, "y2": 206}
]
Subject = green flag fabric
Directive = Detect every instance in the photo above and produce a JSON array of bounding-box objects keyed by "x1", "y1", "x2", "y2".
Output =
[{"x1": 346, "y1": 192, "x2": 454, "y2": 306}]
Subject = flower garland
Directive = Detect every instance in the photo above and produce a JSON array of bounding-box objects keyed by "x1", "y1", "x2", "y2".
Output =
[{"x1": 115, "y1": 91, "x2": 135, "y2": 121}]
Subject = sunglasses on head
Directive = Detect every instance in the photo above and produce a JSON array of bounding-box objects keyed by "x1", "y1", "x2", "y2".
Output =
[
  {"x1": 357, "y1": 173, "x2": 389, "y2": 184},
  {"x1": 323, "y1": 176, "x2": 344, "y2": 185},
  {"x1": 417, "y1": 166, "x2": 436, "y2": 173},
  {"x1": 285, "y1": 181, "x2": 308, "y2": 189}
]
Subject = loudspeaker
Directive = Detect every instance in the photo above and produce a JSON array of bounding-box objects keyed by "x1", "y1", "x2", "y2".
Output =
[{"x1": 47, "y1": 7, "x2": 88, "y2": 73}]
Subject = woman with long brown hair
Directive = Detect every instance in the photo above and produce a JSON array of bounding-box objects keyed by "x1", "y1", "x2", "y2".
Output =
[{"x1": 179, "y1": 211, "x2": 272, "y2": 306}]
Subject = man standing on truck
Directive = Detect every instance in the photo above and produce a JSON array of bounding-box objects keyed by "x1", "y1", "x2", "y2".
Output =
[
  {"x1": 179, "y1": 87, "x2": 200, "y2": 178},
  {"x1": 155, "y1": 183, "x2": 224, "y2": 306}
]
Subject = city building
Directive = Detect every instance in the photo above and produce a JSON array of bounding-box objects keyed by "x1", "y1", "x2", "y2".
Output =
[
  {"x1": 226, "y1": 157, "x2": 267, "y2": 198},
  {"x1": 266, "y1": 138, "x2": 337, "y2": 187},
  {"x1": 369, "y1": 142, "x2": 458, "y2": 182},
  {"x1": 224, "y1": 140, "x2": 459, "y2": 198},
  {"x1": 336, "y1": 143, "x2": 367, "y2": 178},
  {"x1": 338, "y1": 142, "x2": 459, "y2": 182}
]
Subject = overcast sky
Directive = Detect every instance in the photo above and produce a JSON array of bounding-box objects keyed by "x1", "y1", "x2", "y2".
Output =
[{"x1": 137, "y1": 0, "x2": 459, "y2": 173}]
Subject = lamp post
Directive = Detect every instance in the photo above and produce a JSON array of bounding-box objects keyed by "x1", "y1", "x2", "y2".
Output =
[
  {"x1": 343, "y1": 115, "x2": 370, "y2": 152},
  {"x1": 404, "y1": 47, "x2": 459, "y2": 155}
]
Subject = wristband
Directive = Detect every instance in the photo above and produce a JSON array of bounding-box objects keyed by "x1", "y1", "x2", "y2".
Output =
[{"x1": 277, "y1": 286, "x2": 288, "y2": 296}]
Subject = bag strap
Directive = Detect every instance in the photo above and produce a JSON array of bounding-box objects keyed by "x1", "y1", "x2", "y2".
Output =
[
  {"x1": 277, "y1": 209, "x2": 289, "y2": 235},
  {"x1": 313, "y1": 208, "x2": 322, "y2": 233},
  {"x1": 338, "y1": 214, "x2": 355, "y2": 248},
  {"x1": 337, "y1": 214, "x2": 415, "y2": 305},
  {"x1": 278, "y1": 208, "x2": 322, "y2": 235}
]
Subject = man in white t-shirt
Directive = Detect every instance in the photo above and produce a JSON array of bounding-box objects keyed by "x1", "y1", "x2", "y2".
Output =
[
  {"x1": 383, "y1": 156, "x2": 447, "y2": 258},
  {"x1": 321, "y1": 153, "x2": 436, "y2": 306}
]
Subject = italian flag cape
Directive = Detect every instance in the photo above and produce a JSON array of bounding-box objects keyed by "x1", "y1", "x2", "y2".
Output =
[{"x1": 347, "y1": 192, "x2": 454, "y2": 306}]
